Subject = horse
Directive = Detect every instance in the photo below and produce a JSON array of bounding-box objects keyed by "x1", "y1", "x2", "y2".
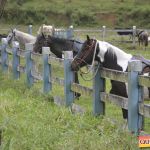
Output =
[
  {"x1": 33, "y1": 33, "x2": 84, "y2": 98},
  {"x1": 37, "y1": 24, "x2": 55, "y2": 37},
  {"x1": 6, "y1": 28, "x2": 36, "y2": 45},
  {"x1": 33, "y1": 33, "x2": 83, "y2": 56},
  {"x1": 136, "y1": 30, "x2": 149, "y2": 50},
  {"x1": 71, "y1": 35, "x2": 150, "y2": 120}
]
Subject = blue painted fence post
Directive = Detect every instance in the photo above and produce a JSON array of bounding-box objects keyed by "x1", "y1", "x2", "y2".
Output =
[
  {"x1": 128, "y1": 60, "x2": 143, "y2": 134},
  {"x1": 67, "y1": 25, "x2": 73, "y2": 39},
  {"x1": 93, "y1": 64, "x2": 105, "y2": 116},
  {"x1": 42, "y1": 47, "x2": 52, "y2": 93},
  {"x1": 12, "y1": 41, "x2": 20, "y2": 79},
  {"x1": 1, "y1": 38, "x2": 8, "y2": 72},
  {"x1": 64, "y1": 51, "x2": 74, "y2": 106},
  {"x1": 25, "y1": 43, "x2": 34, "y2": 88},
  {"x1": 28, "y1": 25, "x2": 32, "y2": 35}
]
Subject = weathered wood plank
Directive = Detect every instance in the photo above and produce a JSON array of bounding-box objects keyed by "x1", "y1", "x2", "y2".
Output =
[
  {"x1": 100, "y1": 92, "x2": 128, "y2": 109},
  {"x1": 139, "y1": 103, "x2": 150, "y2": 118},
  {"x1": 54, "y1": 96, "x2": 86, "y2": 114},
  {"x1": 51, "y1": 76, "x2": 64, "y2": 86},
  {"x1": 100, "y1": 67, "x2": 128, "y2": 83},
  {"x1": 17, "y1": 65, "x2": 25, "y2": 73},
  {"x1": 139, "y1": 75, "x2": 150, "y2": 87},
  {"x1": 17, "y1": 49, "x2": 25, "y2": 58},
  {"x1": 48, "y1": 56, "x2": 64, "y2": 67},
  {"x1": 31, "y1": 52, "x2": 42, "y2": 61},
  {"x1": 31, "y1": 71, "x2": 43, "y2": 81},
  {"x1": 6, "y1": 48, "x2": 13, "y2": 55},
  {"x1": 6, "y1": 59, "x2": 12, "y2": 69},
  {"x1": 71, "y1": 83, "x2": 93, "y2": 97}
]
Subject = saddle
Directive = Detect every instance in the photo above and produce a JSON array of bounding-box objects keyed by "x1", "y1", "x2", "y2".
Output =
[{"x1": 132, "y1": 55, "x2": 150, "y2": 74}]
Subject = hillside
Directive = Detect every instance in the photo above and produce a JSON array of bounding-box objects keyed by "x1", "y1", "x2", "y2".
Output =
[{"x1": 1, "y1": 0, "x2": 150, "y2": 28}]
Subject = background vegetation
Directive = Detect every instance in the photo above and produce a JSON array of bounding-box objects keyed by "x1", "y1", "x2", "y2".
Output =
[
  {"x1": 0, "y1": 1, "x2": 150, "y2": 149},
  {"x1": 1, "y1": 0, "x2": 150, "y2": 28}
]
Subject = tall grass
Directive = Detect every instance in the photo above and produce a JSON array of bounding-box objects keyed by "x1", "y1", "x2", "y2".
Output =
[{"x1": 0, "y1": 70, "x2": 140, "y2": 149}]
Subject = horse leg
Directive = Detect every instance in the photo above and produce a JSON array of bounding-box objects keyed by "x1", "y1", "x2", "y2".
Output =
[{"x1": 74, "y1": 72, "x2": 81, "y2": 99}]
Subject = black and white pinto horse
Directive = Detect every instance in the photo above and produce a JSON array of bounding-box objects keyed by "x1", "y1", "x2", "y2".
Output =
[
  {"x1": 6, "y1": 28, "x2": 36, "y2": 45},
  {"x1": 136, "y1": 30, "x2": 149, "y2": 50},
  {"x1": 71, "y1": 35, "x2": 150, "y2": 119},
  {"x1": 33, "y1": 33, "x2": 84, "y2": 98}
]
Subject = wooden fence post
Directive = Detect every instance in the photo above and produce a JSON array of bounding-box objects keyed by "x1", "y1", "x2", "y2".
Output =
[
  {"x1": 42, "y1": 47, "x2": 52, "y2": 93},
  {"x1": 132, "y1": 26, "x2": 136, "y2": 48},
  {"x1": 12, "y1": 41, "x2": 20, "y2": 79},
  {"x1": 128, "y1": 60, "x2": 143, "y2": 134},
  {"x1": 1, "y1": 38, "x2": 8, "y2": 72},
  {"x1": 67, "y1": 25, "x2": 74, "y2": 39},
  {"x1": 102, "y1": 26, "x2": 106, "y2": 41},
  {"x1": 93, "y1": 64, "x2": 105, "y2": 116},
  {"x1": 25, "y1": 43, "x2": 34, "y2": 88},
  {"x1": 64, "y1": 51, "x2": 74, "y2": 106},
  {"x1": 28, "y1": 25, "x2": 32, "y2": 35}
]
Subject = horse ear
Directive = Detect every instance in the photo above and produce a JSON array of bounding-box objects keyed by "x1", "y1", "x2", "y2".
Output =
[
  {"x1": 87, "y1": 35, "x2": 90, "y2": 41},
  {"x1": 10, "y1": 28, "x2": 13, "y2": 33}
]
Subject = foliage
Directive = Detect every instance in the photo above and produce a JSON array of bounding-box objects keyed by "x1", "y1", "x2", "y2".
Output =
[{"x1": 1, "y1": 0, "x2": 150, "y2": 27}]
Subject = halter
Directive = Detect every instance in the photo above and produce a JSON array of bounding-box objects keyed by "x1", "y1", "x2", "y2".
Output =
[
  {"x1": 7, "y1": 30, "x2": 16, "y2": 44},
  {"x1": 72, "y1": 39, "x2": 100, "y2": 81}
]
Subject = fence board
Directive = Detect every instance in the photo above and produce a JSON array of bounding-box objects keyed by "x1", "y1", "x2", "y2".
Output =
[
  {"x1": 48, "y1": 56, "x2": 64, "y2": 67},
  {"x1": 100, "y1": 92, "x2": 128, "y2": 109},
  {"x1": 17, "y1": 49, "x2": 25, "y2": 58},
  {"x1": 139, "y1": 75, "x2": 150, "y2": 87},
  {"x1": 51, "y1": 77, "x2": 64, "y2": 86},
  {"x1": 31, "y1": 71, "x2": 43, "y2": 81},
  {"x1": 100, "y1": 68, "x2": 128, "y2": 83},
  {"x1": 6, "y1": 48, "x2": 13, "y2": 55},
  {"x1": 71, "y1": 83, "x2": 93, "y2": 97},
  {"x1": 17, "y1": 65, "x2": 25, "y2": 73},
  {"x1": 139, "y1": 103, "x2": 150, "y2": 118},
  {"x1": 31, "y1": 52, "x2": 42, "y2": 61}
]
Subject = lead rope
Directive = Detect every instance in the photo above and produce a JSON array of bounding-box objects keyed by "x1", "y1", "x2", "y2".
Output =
[
  {"x1": 79, "y1": 62, "x2": 100, "y2": 81},
  {"x1": 79, "y1": 41, "x2": 100, "y2": 81}
]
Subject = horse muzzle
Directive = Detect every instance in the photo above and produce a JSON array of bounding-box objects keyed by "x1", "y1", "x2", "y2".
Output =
[{"x1": 71, "y1": 60, "x2": 79, "y2": 72}]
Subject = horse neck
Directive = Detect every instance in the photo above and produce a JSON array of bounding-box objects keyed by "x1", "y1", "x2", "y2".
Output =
[
  {"x1": 15, "y1": 30, "x2": 36, "y2": 44},
  {"x1": 48, "y1": 37, "x2": 73, "y2": 57},
  {"x1": 97, "y1": 41, "x2": 132, "y2": 71}
]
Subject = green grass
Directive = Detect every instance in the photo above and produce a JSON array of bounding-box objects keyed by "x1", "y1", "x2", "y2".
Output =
[{"x1": 0, "y1": 72, "x2": 140, "y2": 150}]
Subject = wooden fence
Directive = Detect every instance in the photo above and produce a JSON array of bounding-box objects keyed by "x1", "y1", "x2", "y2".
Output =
[{"x1": 0, "y1": 36, "x2": 150, "y2": 135}]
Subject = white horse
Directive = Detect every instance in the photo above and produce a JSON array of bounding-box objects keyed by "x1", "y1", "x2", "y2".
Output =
[{"x1": 6, "y1": 29, "x2": 36, "y2": 45}]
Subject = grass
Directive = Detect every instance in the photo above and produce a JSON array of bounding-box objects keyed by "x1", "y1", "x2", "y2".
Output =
[{"x1": 0, "y1": 72, "x2": 139, "y2": 150}]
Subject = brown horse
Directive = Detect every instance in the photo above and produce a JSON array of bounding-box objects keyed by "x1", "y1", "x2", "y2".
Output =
[{"x1": 136, "y1": 30, "x2": 149, "y2": 50}]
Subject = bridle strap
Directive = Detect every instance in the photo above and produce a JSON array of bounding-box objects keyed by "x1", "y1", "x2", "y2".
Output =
[{"x1": 79, "y1": 40, "x2": 98, "y2": 75}]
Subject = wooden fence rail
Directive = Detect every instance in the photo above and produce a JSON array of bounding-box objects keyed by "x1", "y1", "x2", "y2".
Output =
[{"x1": 0, "y1": 38, "x2": 150, "y2": 135}]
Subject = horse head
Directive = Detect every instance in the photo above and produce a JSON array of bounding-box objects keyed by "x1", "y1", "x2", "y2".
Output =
[
  {"x1": 33, "y1": 33, "x2": 48, "y2": 54},
  {"x1": 6, "y1": 28, "x2": 16, "y2": 44},
  {"x1": 71, "y1": 35, "x2": 97, "y2": 71}
]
